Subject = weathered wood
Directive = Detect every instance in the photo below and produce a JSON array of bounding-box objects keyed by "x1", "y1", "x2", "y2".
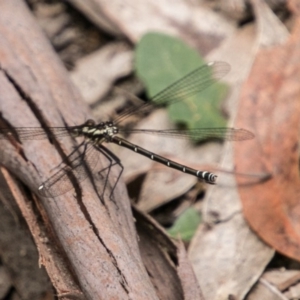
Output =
[{"x1": 0, "y1": 1, "x2": 158, "y2": 299}]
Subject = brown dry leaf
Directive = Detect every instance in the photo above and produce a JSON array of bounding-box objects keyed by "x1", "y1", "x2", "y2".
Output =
[
  {"x1": 263, "y1": 269, "x2": 300, "y2": 292},
  {"x1": 246, "y1": 269, "x2": 300, "y2": 299},
  {"x1": 284, "y1": 275, "x2": 300, "y2": 299},
  {"x1": 235, "y1": 14, "x2": 300, "y2": 262},
  {"x1": 245, "y1": 278, "x2": 286, "y2": 300},
  {"x1": 70, "y1": 41, "x2": 133, "y2": 105},
  {"x1": 188, "y1": 1, "x2": 291, "y2": 299},
  {"x1": 137, "y1": 169, "x2": 196, "y2": 212}
]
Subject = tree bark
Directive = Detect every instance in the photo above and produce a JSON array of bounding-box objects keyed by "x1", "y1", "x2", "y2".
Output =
[{"x1": 0, "y1": 1, "x2": 158, "y2": 299}]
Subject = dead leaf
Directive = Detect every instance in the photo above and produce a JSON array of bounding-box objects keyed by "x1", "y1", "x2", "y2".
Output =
[
  {"x1": 70, "y1": 42, "x2": 133, "y2": 105},
  {"x1": 67, "y1": 0, "x2": 235, "y2": 54},
  {"x1": 235, "y1": 15, "x2": 300, "y2": 261},
  {"x1": 188, "y1": 7, "x2": 286, "y2": 297}
]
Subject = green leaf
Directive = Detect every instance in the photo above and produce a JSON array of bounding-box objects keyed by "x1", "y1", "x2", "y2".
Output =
[
  {"x1": 135, "y1": 32, "x2": 229, "y2": 136},
  {"x1": 168, "y1": 207, "x2": 202, "y2": 241}
]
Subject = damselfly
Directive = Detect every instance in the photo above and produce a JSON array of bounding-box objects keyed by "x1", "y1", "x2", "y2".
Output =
[{"x1": 0, "y1": 61, "x2": 254, "y2": 198}]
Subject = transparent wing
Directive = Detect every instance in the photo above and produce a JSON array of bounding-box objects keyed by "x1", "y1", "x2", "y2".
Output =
[
  {"x1": 0, "y1": 127, "x2": 72, "y2": 140},
  {"x1": 114, "y1": 61, "x2": 230, "y2": 124},
  {"x1": 38, "y1": 143, "x2": 99, "y2": 197},
  {"x1": 118, "y1": 127, "x2": 254, "y2": 141}
]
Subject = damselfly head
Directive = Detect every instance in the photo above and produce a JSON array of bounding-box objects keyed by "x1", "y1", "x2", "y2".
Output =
[{"x1": 84, "y1": 119, "x2": 96, "y2": 127}]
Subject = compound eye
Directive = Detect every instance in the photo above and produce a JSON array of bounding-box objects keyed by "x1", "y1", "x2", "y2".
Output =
[{"x1": 85, "y1": 119, "x2": 95, "y2": 126}]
